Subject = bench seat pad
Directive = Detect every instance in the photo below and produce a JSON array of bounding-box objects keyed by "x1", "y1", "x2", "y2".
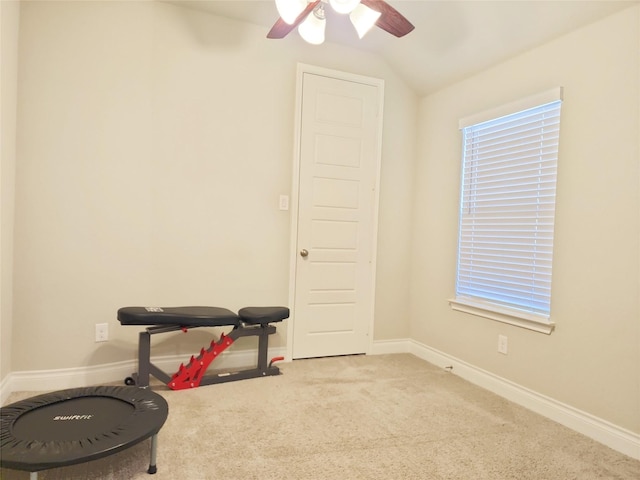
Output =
[
  {"x1": 117, "y1": 306, "x2": 239, "y2": 327},
  {"x1": 238, "y1": 306, "x2": 289, "y2": 325}
]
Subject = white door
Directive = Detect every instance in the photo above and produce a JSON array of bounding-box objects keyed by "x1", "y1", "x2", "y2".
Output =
[{"x1": 291, "y1": 66, "x2": 383, "y2": 359}]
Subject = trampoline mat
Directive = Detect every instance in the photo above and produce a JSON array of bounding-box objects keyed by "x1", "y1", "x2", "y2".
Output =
[{"x1": 0, "y1": 386, "x2": 168, "y2": 472}]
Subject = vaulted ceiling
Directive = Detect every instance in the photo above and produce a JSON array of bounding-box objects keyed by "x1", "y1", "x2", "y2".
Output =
[{"x1": 169, "y1": 0, "x2": 637, "y2": 96}]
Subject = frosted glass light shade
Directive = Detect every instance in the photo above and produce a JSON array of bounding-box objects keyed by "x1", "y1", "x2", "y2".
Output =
[
  {"x1": 329, "y1": 0, "x2": 360, "y2": 14},
  {"x1": 298, "y1": 8, "x2": 326, "y2": 44},
  {"x1": 349, "y1": 3, "x2": 381, "y2": 38},
  {"x1": 276, "y1": 0, "x2": 308, "y2": 24}
]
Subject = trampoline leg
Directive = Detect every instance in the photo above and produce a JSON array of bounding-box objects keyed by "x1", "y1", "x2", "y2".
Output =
[
  {"x1": 30, "y1": 473, "x2": 38, "y2": 480},
  {"x1": 147, "y1": 433, "x2": 158, "y2": 474}
]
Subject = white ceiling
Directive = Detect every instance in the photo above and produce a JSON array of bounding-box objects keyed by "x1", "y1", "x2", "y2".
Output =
[{"x1": 168, "y1": 0, "x2": 637, "y2": 95}]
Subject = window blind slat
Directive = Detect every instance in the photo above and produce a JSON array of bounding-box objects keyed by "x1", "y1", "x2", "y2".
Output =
[
  {"x1": 466, "y1": 119, "x2": 561, "y2": 148},
  {"x1": 466, "y1": 121, "x2": 560, "y2": 148}
]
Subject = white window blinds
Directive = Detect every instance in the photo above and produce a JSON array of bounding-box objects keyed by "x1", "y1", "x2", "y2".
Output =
[{"x1": 455, "y1": 93, "x2": 562, "y2": 319}]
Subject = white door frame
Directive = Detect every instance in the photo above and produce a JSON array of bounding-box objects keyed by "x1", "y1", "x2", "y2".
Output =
[{"x1": 285, "y1": 63, "x2": 385, "y2": 361}]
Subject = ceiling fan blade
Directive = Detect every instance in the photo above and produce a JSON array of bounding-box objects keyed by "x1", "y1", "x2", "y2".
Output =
[
  {"x1": 361, "y1": 0, "x2": 415, "y2": 37},
  {"x1": 267, "y1": 0, "x2": 321, "y2": 39}
]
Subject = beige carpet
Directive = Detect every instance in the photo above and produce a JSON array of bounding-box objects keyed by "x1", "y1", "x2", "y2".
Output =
[{"x1": 1, "y1": 354, "x2": 639, "y2": 479}]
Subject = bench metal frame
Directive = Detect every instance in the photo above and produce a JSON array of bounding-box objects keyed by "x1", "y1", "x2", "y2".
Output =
[{"x1": 129, "y1": 323, "x2": 280, "y2": 389}]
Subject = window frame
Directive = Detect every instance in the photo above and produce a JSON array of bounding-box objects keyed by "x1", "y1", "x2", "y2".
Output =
[{"x1": 449, "y1": 87, "x2": 563, "y2": 335}]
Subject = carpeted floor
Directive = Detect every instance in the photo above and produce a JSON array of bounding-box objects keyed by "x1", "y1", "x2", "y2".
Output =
[{"x1": 1, "y1": 354, "x2": 639, "y2": 479}]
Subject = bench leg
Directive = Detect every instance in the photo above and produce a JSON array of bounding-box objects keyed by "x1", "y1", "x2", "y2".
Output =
[
  {"x1": 257, "y1": 325, "x2": 270, "y2": 371},
  {"x1": 137, "y1": 330, "x2": 151, "y2": 387}
]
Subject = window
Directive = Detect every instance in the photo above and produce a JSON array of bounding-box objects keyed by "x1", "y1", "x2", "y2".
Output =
[{"x1": 450, "y1": 88, "x2": 563, "y2": 334}]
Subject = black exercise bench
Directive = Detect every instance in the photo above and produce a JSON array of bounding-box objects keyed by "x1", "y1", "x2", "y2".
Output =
[{"x1": 117, "y1": 306, "x2": 289, "y2": 390}]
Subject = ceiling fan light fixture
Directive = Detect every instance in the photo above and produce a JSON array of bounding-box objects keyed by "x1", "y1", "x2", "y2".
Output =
[
  {"x1": 298, "y1": 5, "x2": 326, "y2": 45},
  {"x1": 349, "y1": 3, "x2": 381, "y2": 39},
  {"x1": 275, "y1": 0, "x2": 308, "y2": 25},
  {"x1": 268, "y1": 0, "x2": 413, "y2": 42},
  {"x1": 329, "y1": 0, "x2": 361, "y2": 15}
]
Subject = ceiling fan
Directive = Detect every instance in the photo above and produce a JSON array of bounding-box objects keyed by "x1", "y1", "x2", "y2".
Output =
[{"x1": 267, "y1": 0, "x2": 415, "y2": 45}]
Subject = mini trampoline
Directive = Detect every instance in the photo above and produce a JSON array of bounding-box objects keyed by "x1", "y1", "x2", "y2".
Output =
[{"x1": 0, "y1": 386, "x2": 168, "y2": 479}]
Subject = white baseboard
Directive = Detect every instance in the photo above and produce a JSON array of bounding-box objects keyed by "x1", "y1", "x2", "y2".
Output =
[
  {"x1": 370, "y1": 338, "x2": 639, "y2": 461},
  {"x1": 1, "y1": 347, "x2": 286, "y2": 405},
  {"x1": 369, "y1": 338, "x2": 411, "y2": 355}
]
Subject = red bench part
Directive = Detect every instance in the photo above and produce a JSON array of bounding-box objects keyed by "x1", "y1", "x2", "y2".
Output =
[{"x1": 169, "y1": 333, "x2": 235, "y2": 390}]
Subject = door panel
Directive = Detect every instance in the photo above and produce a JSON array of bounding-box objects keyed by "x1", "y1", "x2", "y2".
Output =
[{"x1": 292, "y1": 71, "x2": 382, "y2": 359}]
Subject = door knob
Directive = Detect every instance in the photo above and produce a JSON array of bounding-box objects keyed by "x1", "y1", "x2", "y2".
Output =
[{"x1": 300, "y1": 249, "x2": 309, "y2": 257}]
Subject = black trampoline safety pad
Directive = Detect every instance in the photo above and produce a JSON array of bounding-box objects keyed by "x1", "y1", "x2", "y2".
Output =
[{"x1": 0, "y1": 386, "x2": 168, "y2": 476}]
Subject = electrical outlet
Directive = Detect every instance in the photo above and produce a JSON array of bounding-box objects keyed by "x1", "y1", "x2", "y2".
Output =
[
  {"x1": 95, "y1": 323, "x2": 108, "y2": 342},
  {"x1": 498, "y1": 334, "x2": 508, "y2": 355}
]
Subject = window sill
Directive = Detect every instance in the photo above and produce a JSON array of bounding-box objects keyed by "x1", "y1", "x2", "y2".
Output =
[{"x1": 448, "y1": 297, "x2": 555, "y2": 334}]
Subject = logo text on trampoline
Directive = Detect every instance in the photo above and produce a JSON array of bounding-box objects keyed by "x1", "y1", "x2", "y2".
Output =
[{"x1": 53, "y1": 415, "x2": 94, "y2": 421}]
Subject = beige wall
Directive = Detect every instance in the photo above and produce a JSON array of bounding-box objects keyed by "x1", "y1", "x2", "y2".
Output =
[
  {"x1": 0, "y1": 0, "x2": 20, "y2": 383},
  {"x1": 11, "y1": 1, "x2": 415, "y2": 372},
  {"x1": 411, "y1": 5, "x2": 640, "y2": 433}
]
